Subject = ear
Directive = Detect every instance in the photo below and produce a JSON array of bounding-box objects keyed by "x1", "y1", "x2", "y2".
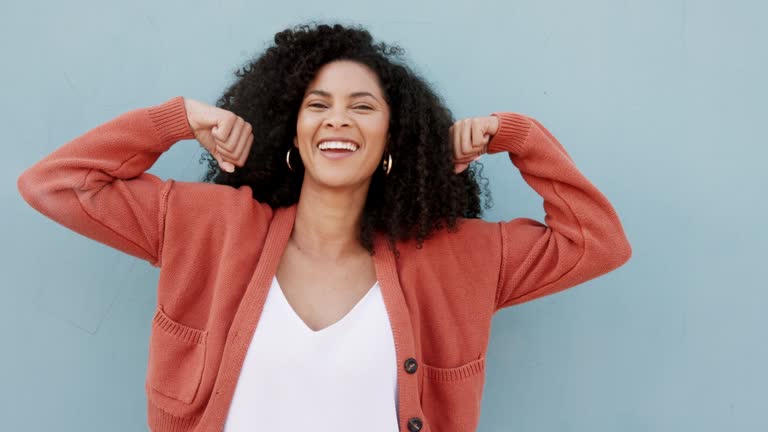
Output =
[{"x1": 293, "y1": 136, "x2": 298, "y2": 148}]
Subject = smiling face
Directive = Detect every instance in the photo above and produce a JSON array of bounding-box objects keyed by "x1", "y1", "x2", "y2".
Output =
[{"x1": 293, "y1": 60, "x2": 391, "y2": 190}]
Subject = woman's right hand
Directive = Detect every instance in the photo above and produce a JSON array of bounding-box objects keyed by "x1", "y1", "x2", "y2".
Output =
[{"x1": 183, "y1": 97, "x2": 254, "y2": 173}]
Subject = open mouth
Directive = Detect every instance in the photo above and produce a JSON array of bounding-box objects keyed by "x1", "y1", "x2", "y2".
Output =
[{"x1": 317, "y1": 141, "x2": 360, "y2": 153}]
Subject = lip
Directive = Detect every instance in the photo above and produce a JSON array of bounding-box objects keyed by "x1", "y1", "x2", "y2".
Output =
[{"x1": 319, "y1": 149, "x2": 357, "y2": 160}]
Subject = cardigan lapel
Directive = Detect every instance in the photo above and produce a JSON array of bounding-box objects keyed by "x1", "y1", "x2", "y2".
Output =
[
  {"x1": 199, "y1": 204, "x2": 297, "y2": 431},
  {"x1": 199, "y1": 206, "x2": 422, "y2": 432},
  {"x1": 372, "y1": 233, "x2": 420, "y2": 429}
]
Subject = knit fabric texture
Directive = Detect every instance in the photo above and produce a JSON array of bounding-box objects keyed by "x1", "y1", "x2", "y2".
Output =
[{"x1": 17, "y1": 96, "x2": 632, "y2": 432}]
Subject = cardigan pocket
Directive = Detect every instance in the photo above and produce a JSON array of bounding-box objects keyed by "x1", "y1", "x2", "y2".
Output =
[
  {"x1": 146, "y1": 304, "x2": 208, "y2": 404},
  {"x1": 420, "y1": 353, "x2": 486, "y2": 432}
]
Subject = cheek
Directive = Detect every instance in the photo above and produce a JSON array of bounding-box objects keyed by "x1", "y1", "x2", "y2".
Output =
[
  {"x1": 365, "y1": 117, "x2": 389, "y2": 140},
  {"x1": 296, "y1": 116, "x2": 318, "y2": 141}
]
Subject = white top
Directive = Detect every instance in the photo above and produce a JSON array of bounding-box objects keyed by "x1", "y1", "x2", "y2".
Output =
[{"x1": 223, "y1": 276, "x2": 399, "y2": 432}]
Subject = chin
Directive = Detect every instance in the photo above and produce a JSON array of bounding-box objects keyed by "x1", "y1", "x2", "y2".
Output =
[{"x1": 307, "y1": 169, "x2": 373, "y2": 190}]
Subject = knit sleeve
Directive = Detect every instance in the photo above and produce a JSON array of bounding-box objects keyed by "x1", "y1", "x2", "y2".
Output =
[
  {"x1": 487, "y1": 112, "x2": 632, "y2": 311},
  {"x1": 16, "y1": 96, "x2": 196, "y2": 267}
]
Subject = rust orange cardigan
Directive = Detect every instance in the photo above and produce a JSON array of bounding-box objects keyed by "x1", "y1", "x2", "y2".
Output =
[{"x1": 17, "y1": 96, "x2": 632, "y2": 432}]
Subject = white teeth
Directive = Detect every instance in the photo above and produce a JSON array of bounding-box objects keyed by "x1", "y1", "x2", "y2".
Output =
[{"x1": 318, "y1": 141, "x2": 359, "y2": 151}]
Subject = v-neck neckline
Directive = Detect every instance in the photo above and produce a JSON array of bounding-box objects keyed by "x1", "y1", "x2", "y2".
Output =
[
  {"x1": 197, "y1": 205, "x2": 422, "y2": 432},
  {"x1": 272, "y1": 276, "x2": 379, "y2": 335}
]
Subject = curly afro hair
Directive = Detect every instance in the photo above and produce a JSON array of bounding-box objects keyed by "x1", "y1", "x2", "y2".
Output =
[{"x1": 199, "y1": 21, "x2": 492, "y2": 256}]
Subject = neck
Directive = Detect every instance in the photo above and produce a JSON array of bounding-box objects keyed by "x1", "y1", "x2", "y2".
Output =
[{"x1": 292, "y1": 179, "x2": 370, "y2": 260}]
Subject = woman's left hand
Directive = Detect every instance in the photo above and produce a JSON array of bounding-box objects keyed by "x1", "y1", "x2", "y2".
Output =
[{"x1": 449, "y1": 115, "x2": 500, "y2": 174}]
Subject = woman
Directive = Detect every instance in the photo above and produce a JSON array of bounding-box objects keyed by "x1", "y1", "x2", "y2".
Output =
[{"x1": 17, "y1": 22, "x2": 631, "y2": 432}]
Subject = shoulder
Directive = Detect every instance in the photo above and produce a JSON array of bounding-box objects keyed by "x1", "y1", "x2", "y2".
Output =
[
  {"x1": 164, "y1": 180, "x2": 275, "y2": 236},
  {"x1": 167, "y1": 181, "x2": 273, "y2": 218},
  {"x1": 398, "y1": 217, "x2": 503, "y2": 267},
  {"x1": 432, "y1": 217, "x2": 500, "y2": 247},
  {"x1": 393, "y1": 217, "x2": 502, "y2": 315}
]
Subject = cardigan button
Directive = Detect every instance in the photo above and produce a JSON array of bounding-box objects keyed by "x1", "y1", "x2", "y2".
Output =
[
  {"x1": 407, "y1": 417, "x2": 423, "y2": 432},
  {"x1": 404, "y1": 358, "x2": 418, "y2": 374}
]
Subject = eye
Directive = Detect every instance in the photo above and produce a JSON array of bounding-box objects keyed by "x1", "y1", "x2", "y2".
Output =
[{"x1": 307, "y1": 103, "x2": 373, "y2": 110}]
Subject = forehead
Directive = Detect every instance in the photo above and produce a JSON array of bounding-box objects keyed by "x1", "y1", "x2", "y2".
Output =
[{"x1": 304, "y1": 60, "x2": 384, "y2": 98}]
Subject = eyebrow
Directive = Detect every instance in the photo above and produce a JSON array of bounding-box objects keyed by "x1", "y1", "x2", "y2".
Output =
[{"x1": 306, "y1": 89, "x2": 380, "y2": 101}]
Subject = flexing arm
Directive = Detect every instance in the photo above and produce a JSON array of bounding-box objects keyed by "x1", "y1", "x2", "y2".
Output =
[
  {"x1": 16, "y1": 96, "x2": 195, "y2": 267},
  {"x1": 487, "y1": 112, "x2": 632, "y2": 311}
]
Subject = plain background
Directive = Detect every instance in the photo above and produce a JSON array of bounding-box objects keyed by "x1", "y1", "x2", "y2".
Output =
[{"x1": 3, "y1": 0, "x2": 766, "y2": 430}]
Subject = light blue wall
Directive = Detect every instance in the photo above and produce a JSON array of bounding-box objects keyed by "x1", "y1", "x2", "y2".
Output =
[{"x1": 3, "y1": 0, "x2": 766, "y2": 430}]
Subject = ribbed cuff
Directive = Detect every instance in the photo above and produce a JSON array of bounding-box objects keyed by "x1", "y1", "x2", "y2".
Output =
[
  {"x1": 487, "y1": 112, "x2": 532, "y2": 156},
  {"x1": 147, "y1": 96, "x2": 196, "y2": 150}
]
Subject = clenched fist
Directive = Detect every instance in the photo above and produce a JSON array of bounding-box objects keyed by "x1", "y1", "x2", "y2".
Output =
[
  {"x1": 449, "y1": 115, "x2": 500, "y2": 174},
  {"x1": 183, "y1": 98, "x2": 254, "y2": 173}
]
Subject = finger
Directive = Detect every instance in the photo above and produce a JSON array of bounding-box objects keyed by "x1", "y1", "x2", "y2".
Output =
[
  {"x1": 214, "y1": 142, "x2": 236, "y2": 165},
  {"x1": 215, "y1": 143, "x2": 238, "y2": 173},
  {"x1": 471, "y1": 119, "x2": 490, "y2": 153},
  {"x1": 451, "y1": 124, "x2": 462, "y2": 161},
  {"x1": 220, "y1": 161, "x2": 235, "y2": 173},
  {"x1": 213, "y1": 113, "x2": 237, "y2": 142},
  {"x1": 240, "y1": 134, "x2": 254, "y2": 165},
  {"x1": 223, "y1": 117, "x2": 245, "y2": 153},
  {"x1": 461, "y1": 119, "x2": 473, "y2": 158},
  {"x1": 454, "y1": 122, "x2": 469, "y2": 160},
  {"x1": 211, "y1": 147, "x2": 234, "y2": 173},
  {"x1": 219, "y1": 127, "x2": 253, "y2": 172},
  {"x1": 223, "y1": 120, "x2": 250, "y2": 165},
  {"x1": 232, "y1": 124, "x2": 253, "y2": 166},
  {"x1": 216, "y1": 117, "x2": 245, "y2": 158}
]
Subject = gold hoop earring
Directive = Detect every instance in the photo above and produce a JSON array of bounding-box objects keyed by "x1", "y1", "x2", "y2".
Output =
[
  {"x1": 286, "y1": 148, "x2": 294, "y2": 172},
  {"x1": 382, "y1": 152, "x2": 393, "y2": 176}
]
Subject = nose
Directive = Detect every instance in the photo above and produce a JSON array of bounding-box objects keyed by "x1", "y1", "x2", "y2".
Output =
[{"x1": 322, "y1": 106, "x2": 352, "y2": 129}]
